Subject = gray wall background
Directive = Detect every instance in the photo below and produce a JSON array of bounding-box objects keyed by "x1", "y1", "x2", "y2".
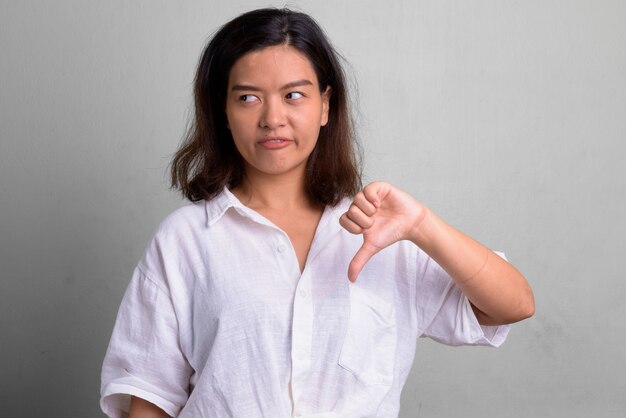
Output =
[{"x1": 1, "y1": 1, "x2": 624, "y2": 417}]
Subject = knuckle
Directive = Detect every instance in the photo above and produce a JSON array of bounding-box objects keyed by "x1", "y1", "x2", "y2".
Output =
[{"x1": 347, "y1": 204, "x2": 361, "y2": 217}]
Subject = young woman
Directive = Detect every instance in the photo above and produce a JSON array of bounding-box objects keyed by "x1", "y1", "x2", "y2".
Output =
[{"x1": 101, "y1": 8, "x2": 534, "y2": 418}]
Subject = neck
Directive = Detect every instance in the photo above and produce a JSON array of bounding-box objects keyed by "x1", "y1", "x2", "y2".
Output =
[{"x1": 232, "y1": 167, "x2": 315, "y2": 211}]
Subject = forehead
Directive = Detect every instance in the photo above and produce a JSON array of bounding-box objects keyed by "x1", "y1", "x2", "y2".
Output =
[{"x1": 227, "y1": 45, "x2": 319, "y2": 87}]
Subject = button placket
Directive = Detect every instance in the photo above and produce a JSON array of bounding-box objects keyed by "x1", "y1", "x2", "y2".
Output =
[
  {"x1": 290, "y1": 270, "x2": 313, "y2": 409},
  {"x1": 272, "y1": 234, "x2": 300, "y2": 285}
]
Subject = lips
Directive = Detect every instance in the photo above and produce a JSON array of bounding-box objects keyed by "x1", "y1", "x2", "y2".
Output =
[{"x1": 257, "y1": 136, "x2": 293, "y2": 149}]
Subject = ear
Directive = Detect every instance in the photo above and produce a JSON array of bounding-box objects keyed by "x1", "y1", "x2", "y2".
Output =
[{"x1": 320, "y1": 86, "x2": 332, "y2": 127}]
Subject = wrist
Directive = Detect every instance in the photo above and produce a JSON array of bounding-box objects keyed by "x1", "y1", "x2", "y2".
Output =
[{"x1": 408, "y1": 205, "x2": 432, "y2": 246}]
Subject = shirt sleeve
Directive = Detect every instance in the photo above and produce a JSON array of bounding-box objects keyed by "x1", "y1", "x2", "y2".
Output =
[
  {"x1": 100, "y1": 266, "x2": 192, "y2": 418},
  {"x1": 414, "y1": 250, "x2": 510, "y2": 347}
]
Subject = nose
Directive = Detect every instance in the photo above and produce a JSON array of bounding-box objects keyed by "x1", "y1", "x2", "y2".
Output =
[{"x1": 259, "y1": 97, "x2": 287, "y2": 129}]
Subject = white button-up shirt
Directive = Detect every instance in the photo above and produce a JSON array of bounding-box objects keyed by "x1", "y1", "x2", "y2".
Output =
[{"x1": 101, "y1": 189, "x2": 509, "y2": 418}]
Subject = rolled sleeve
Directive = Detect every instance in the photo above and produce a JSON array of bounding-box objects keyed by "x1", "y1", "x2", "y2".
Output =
[
  {"x1": 415, "y1": 251, "x2": 511, "y2": 347},
  {"x1": 100, "y1": 267, "x2": 191, "y2": 418},
  {"x1": 458, "y1": 294, "x2": 510, "y2": 347}
]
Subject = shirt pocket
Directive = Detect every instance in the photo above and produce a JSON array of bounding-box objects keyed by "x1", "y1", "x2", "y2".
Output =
[{"x1": 338, "y1": 284, "x2": 397, "y2": 386}]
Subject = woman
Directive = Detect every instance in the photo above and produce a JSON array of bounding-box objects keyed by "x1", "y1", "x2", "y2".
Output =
[{"x1": 101, "y1": 8, "x2": 534, "y2": 418}]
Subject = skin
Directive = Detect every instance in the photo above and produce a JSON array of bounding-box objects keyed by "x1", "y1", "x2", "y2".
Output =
[
  {"x1": 225, "y1": 44, "x2": 331, "y2": 272},
  {"x1": 128, "y1": 43, "x2": 534, "y2": 417},
  {"x1": 225, "y1": 44, "x2": 329, "y2": 181},
  {"x1": 126, "y1": 396, "x2": 170, "y2": 418},
  {"x1": 339, "y1": 182, "x2": 535, "y2": 325}
]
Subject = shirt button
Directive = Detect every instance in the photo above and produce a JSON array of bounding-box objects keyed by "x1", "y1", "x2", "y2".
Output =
[
  {"x1": 277, "y1": 244, "x2": 286, "y2": 253},
  {"x1": 299, "y1": 289, "x2": 307, "y2": 298}
]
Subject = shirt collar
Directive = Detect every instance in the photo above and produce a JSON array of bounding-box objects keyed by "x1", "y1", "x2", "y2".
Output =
[
  {"x1": 204, "y1": 187, "x2": 245, "y2": 227},
  {"x1": 205, "y1": 187, "x2": 305, "y2": 229},
  {"x1": 204, "y1": 187, "x2": 351, "y2": 233}
]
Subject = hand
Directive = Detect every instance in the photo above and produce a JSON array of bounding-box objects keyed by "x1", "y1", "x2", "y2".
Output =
[{"x1": 339, "y1": 181, "x2": 427, "y2": 282}]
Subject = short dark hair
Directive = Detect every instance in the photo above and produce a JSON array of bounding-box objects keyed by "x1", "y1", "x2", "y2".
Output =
[{"x1": 170, "y1": 8, "x2": 361, "y2": 205}]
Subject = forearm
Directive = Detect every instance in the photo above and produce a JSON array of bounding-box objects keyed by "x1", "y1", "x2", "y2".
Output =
[
  {"x1": 128, "y1": 396, "x2": 172, "y2": 418},
  {"x1": 411, "y1": 208, "x2": 535, "y2": 325}
]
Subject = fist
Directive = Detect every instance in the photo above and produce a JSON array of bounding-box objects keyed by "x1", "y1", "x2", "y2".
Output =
[{"x1": 339, "y1": 182, "x2": 427, "y2": 282}]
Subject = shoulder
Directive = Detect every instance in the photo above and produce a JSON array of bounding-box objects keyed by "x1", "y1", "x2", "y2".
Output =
[
  {"x1": 140, "y1": 188, "x2": 237, "y2": 261},
  {"x1": 154, "y1": 187, "x2": 243, "y2": 235},
  {"x1": 136, "y1": 200, "x2": 209, "y2": 275},
  {"x1": 155, "y1": 200, "x2": 207, "y2": 238}
]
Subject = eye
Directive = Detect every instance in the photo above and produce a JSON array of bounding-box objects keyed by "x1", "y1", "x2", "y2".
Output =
[
  {"x1": 286, "y1": 91, "x2": 304, "y2": 100},
  {"x1": 239, "y1": 94, "x2": 259, "y2": 102}
]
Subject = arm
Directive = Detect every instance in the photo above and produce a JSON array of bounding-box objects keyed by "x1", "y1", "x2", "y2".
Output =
[
  {"x1": 340, "y1": 181, "x2": 534, "y2": 325},
  {"x1": 127, "y1": 396, "x2": 172, "y2": 418}
]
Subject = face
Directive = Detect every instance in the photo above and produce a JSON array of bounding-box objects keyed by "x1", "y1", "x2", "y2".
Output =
[{"x1": 225, "y1": 45, "x2": 330, "y2": 181}]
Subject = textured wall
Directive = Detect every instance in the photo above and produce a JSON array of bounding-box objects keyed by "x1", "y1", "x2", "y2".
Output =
[{"x1": 1, "y1": 1, "x2": 624, "y2": 417}]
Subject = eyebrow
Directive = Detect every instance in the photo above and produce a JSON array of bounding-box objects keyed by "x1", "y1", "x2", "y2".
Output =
[{"x1": 231, "y1": 79, "x2": 314, "y2": 92}]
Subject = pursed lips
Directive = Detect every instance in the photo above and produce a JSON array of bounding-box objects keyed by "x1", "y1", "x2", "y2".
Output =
[{"x1": 256, "y1": 136, "x2": 293, "y2": 148}]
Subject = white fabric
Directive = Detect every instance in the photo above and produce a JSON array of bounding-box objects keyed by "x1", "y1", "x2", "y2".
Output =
[{"x1": 100, "y1": 188, "x2": 510, "y2": 418}]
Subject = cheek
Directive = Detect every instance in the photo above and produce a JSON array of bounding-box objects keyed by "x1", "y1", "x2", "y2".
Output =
[
  {"x1": 226, "y1": 112, "x2": 252, "y2": 139},
  {"x1": 226, "y1": 125, "x2": 248, "y2": 155},
  {"x1": 225, "y1": 107, "x2": 238, "y2": 128},
  {"x1": 296, "y1": 108, "x2": 325, "y2": 132},
  {"x1": 225, "y1": 103, "x2": 251, "y2": 129}
]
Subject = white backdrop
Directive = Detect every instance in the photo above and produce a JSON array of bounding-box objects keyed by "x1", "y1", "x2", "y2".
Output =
[{"x1": 1, "y1": 1, "x2": 625, "y2": 416}]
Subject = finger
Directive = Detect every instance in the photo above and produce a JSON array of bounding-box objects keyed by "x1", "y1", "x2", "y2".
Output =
[
  {"x1": 345, "y1": 203, "x2": 375, "y2": 230},
  {"x1": 363, "y1": 181, "x2": 392, "y2": 208},
  {"x1": 348, "y1": 241, "x2": 381, "y2": 282},
  {"x1": 339, "y1": 213, "x2": 363, "y2": 234},
  {"x1": 352, "y1": 192, "x2": 377, "y2": 216}
]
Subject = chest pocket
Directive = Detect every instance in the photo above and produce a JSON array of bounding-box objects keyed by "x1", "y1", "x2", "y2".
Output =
[{"x1": 338, "y1": 284, "x2": 397, "y2": 386}]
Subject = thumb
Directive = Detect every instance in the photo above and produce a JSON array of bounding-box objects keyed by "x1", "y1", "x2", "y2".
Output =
[{"x1": 348, "y1": 241, "x2": 381, "y2": 282}]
